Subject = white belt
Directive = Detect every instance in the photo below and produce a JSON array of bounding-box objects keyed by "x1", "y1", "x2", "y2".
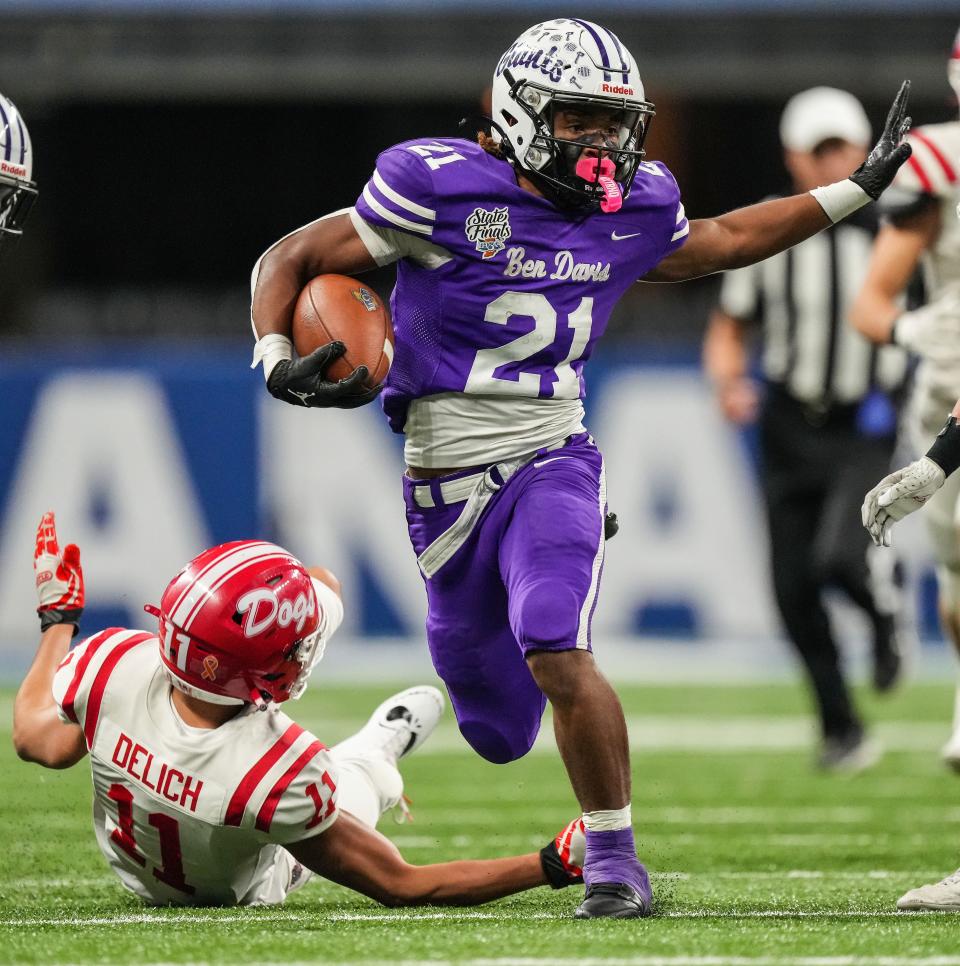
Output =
[
  {"x1": 412, "y1": 438, "x2": 569, "y2": 579},
  {"x1": 412, "y1": 474, "x2": 483, "y2": 509}
]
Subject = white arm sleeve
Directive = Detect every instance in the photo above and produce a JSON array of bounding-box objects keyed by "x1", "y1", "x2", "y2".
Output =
[
  {"x1": 349, "y1": 208, "x2": 452, "y2": 270},
  {"x1": 311, "y1": 577, "x2": 345, "y2": 641}
]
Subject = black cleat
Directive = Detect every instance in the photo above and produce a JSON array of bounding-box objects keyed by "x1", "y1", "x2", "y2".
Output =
[{"x1": 574, "y1": 883, "x2": 650, "y2": 919}]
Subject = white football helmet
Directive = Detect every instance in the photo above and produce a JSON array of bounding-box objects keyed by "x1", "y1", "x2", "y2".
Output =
[
  {"x1": 491, "y1": 19, "x2": 655, "y2": 210},
  {"x1": 0, "y1": 93, "x2": 37, "y2": 255}
]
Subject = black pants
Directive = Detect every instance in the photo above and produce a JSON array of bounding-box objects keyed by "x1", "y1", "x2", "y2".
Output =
[{"x1": 760, "y1": 387, "x2": 897, "y2": 739}]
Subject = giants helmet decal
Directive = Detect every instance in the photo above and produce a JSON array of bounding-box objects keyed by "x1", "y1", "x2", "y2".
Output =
[
  {"x1": 491, "y1": 19, "x2": 655, "y2": 210},
  {"x1": 0, "y1": 93, "x2": 37, "y2": 256},
  {"x1": 144, "y1": 541, "x2": 325, "y2": 708}
]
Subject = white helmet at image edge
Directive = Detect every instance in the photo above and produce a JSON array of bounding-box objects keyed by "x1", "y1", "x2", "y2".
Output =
[{"x1": 0, "y1": 92, "x2": 37, "y2": 253}]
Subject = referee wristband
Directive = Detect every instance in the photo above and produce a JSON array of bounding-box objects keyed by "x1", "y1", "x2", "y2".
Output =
[
  {"x1": 810, "y1": 179, "x2": 872, "y2": 224},
  {"x1": 926, "y1": 416, "x2": 960, "y2": 478}
]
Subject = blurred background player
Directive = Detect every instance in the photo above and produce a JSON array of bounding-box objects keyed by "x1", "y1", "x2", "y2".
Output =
[
  {"x1": 13, "y1": 513, "x2": 584, "y2": 907},
  {"x1": 0, "y1": 92, "x2": 38, "y2": 259},
  {"x1": 703, "y1": 87, "x2": 908, "y2": 772},
  {"x1": 853, "y1": 28, "x2": 960, "y2": 770},
  {"x1": 249, "y1": 19, "x2": 910, "y2": 918}
]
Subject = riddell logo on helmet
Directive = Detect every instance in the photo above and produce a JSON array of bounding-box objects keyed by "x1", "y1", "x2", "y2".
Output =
[
  {"x1": 236, "y1": 588, "x2": 315, "y2": 638},
  {"x1": 601, "y1": 83, "x2": 634, "y2": 96},
  {"x1": 0, "y1": 161, "x2": 27, "y2": 178}
]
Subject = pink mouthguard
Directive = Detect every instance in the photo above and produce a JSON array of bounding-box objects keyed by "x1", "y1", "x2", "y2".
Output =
[{"x1": 575, "y1": 156, "x2": 622, "y2": 213}]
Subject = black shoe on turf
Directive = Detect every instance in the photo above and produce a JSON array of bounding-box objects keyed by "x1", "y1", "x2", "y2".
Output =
[{"x1": 574, "y1": 883, "x2": 650, "y2": 919}]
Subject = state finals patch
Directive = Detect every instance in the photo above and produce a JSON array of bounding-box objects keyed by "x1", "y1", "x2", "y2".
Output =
[{"x1": 464, "y1": 206, "x2": 511, "y2": 260}]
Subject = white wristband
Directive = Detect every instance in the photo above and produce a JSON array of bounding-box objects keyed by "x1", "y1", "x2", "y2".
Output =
[
  {"x1": 251, "y1": 333, "x2": 293, "y2": 382},
  {"x1": 809, "y1": 179, "x2": 872, "y2": 224}
]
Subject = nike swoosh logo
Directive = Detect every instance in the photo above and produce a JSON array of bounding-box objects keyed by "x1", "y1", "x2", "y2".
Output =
[
  {"x1": 533, "y1": 456, "x2": 568, "y2": 468},
  {"x1": 611, "y1": 231, "x2": 644, "y2": 241}
]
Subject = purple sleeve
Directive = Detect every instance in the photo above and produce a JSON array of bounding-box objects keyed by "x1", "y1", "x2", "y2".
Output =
[
  {"x1": 650, "y1": 162, "x2": 688, "y2": 259},
  {"x1": 354, "y1": 145, "x2": 438, "y2": 242}
]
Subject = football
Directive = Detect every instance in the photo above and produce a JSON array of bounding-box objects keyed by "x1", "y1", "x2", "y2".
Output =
[{"x1": 292, "y1": 274, "x2": 393, "y2": 390}]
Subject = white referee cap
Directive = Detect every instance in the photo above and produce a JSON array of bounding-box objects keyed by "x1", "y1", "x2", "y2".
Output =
[{"x1": 779, "y1": 87, "x2": 872, "y2": 153}]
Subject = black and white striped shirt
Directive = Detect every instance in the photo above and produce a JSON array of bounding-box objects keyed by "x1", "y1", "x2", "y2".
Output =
[{"x1": 719, "y1": 207, "x2": 907, "y2": 407}]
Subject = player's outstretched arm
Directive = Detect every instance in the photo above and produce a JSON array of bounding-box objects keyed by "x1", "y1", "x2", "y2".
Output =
[
  {"x1": 251, "y1": 212, "x2": 382, "y2": 409},
  {"x1": 288, "y1": 810, "x2": 577, "y2": 907},
  {"x1": 13, "y1": 512, "x2": 87, "y2": 769},
  {"x1": 645, "y1": 82, "x2": 912, "y2": 283}
]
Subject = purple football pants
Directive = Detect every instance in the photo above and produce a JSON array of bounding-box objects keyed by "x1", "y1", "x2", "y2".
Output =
[{"x1": 402, "y1": 433, "x2": 606, "y2": 764}]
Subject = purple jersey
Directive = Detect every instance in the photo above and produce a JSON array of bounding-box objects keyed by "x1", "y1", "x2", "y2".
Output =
[{"x1": 354, "y1": 138, "x2": 687, "y2": 434}]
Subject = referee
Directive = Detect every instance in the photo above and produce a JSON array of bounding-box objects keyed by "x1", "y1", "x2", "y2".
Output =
[{"x1": 703, "y1": 87, "x2": 908, "y2": 772}]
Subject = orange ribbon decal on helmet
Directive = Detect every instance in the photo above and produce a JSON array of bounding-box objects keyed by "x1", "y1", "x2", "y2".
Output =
[{"x1": 201, "y1": 655, "x2": 219, "y2": 681}]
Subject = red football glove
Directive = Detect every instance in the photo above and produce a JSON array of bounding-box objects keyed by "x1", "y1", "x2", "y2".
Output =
[
  {"x1": 540, "y1": 816, "x2": 585, "y2": 889},
  {"x1": 34, "y1": 511, "x2": 84, "y2": 634}
]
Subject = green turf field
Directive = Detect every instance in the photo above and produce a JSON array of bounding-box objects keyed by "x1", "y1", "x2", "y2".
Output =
[{"x1": 3, "y1": 679, "x2": 960, "y2": 965}]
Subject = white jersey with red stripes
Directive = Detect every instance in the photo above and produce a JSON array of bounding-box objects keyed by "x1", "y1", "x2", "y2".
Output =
[
  {"x1": 888, "y1": 121, "x2": 960, "y2": 424},
  {"x1": 892, "y1": 122, "x2": 960, "y2": 307},
  {"x1": 52, "y1": 627, "x2": 340, "y2": 906}
]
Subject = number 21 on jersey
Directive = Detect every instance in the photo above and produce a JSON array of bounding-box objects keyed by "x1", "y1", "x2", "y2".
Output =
[{"x1": 465, "y1": 292, "x2": 594, "y2": 399}]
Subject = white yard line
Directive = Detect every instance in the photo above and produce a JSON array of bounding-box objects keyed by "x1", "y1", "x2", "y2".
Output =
[
  {"x1": 290, "y1": 717, "x2": 950, "y2": 755},
  {"x1": 2, "y1": 908, "x2": 946, "y2": 928},
  {"x1": 9, "y1": 870, "x2": 944, "y2": 891}
]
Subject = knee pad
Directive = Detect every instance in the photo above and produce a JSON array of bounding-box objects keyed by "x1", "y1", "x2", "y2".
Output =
[
  {"x1": 444, "y1": 677, "x2": 545, "y2": 764},
  {"x1": 457, "y1": 718, "x2": 538, "y2": 764}
]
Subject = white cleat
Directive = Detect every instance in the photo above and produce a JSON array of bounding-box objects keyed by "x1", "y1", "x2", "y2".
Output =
[
  {"x1": 897, "y1": 869, "x2": 960, "y2": 911},
  {"x1": 941, "y1": 730, "x2": 960, "y2": 774},
  {"x1": 335, "y1": 686, "x2": 445, "y2": 765}
]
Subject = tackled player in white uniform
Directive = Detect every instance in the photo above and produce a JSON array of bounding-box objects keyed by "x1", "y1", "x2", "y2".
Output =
[{"x1": 14, "y1": 513, "x2": 586, "y2": 907}]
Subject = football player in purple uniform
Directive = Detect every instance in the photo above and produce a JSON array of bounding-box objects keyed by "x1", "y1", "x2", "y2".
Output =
[{"x1": 250, "y1": 19, "x2": 912, "y2": 919}]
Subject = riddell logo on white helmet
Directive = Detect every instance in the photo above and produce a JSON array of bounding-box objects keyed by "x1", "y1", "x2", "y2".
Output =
[
  {"x1": 601, "y1": 83, "x2": 634, "y2": 96},
  {"x1": 0, "y1": 160, "x2": 27, "y2": 178},
  {"x1": 236, "y1": 588, "x2": 316, "y2": 638}
]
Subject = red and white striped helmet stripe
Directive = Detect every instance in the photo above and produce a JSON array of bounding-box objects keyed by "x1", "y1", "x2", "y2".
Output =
[{"x1": 168, "y1": 541, "x2": 285, "y2": 632}]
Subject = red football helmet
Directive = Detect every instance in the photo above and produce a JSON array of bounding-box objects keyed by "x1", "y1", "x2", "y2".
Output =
[{"x1": 144, "y1": 540, "x2": 325, "y2": 708}]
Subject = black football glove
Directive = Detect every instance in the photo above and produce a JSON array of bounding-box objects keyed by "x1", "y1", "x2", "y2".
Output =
[
  {"x1": 849, "y1": 80, "x2": 913, "y2": 200},
  {"x1": 267, "y1": 341, "x2": 382, "y2": 409}
]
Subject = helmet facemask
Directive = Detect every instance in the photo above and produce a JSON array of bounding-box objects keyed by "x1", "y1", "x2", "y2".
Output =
[{"x1": 0, "y1": 173, "x2": 37, "y2": 254}]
